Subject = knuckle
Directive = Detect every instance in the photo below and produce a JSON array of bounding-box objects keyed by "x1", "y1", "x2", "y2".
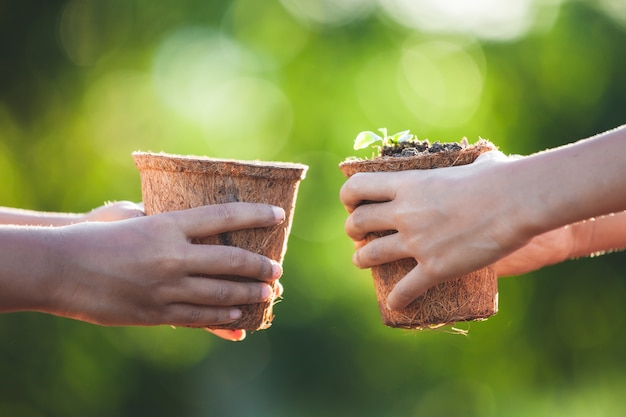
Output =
[
  {"x1": 364, "y1": 245, "x2": 382, "y2": 265},
  {"x1": 340, "y1": 177, "x2": 360, "y2": 204},
  {"x1": 187, "y1": 308, "x2": 203, "y2": 324},
  {"x1": 225, "y1": 248, "x2": 271, "y2": 280},
  {"x1": 339, "y1": 182, "x2": 351, "y2": 203},
  {"x1": 248, "y1": 284, "x2": 264, "y2": 303},
  {"x1": 214, "y1": 203, "x2": 237, "y2": 225},
  {"x1": 353, "y1": 251, "x2": 366, "y2": 269},
  {"x1": 395, "y1": 287, "x2": 417, "y2": 306},
  {"x1": 256, "y1": 203, "x2": 275, "y2": 222},
  {"x1": 420, "y1": 261, "x2": 447, "y2": 284},
  {"x1": 154, "y1": 244, "x2": 187, "y2": 273},
  {"x1": 163, "y1": 305, "x2": 208, "y2": 326},
  {"x1": 349, "y1": 210, "x2": 366, "y2": 232},
  {"x1": 339, "y1": 177, "x2": 362, "y2": 199},
  {"x1": 227, "y1": 248, "x2": 246, "y2": 271},
  {"x1": 212, "y1": 282, "x2": 233, "y2": 304}
]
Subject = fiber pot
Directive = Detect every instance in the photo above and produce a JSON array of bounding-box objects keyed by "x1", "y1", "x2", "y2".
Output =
[
  {"x1": 339, "y1": 139, "x2": 499, "y2": 329},
  {"x1": 133, "y1": 151, "x2": 308, "y2": 331}
]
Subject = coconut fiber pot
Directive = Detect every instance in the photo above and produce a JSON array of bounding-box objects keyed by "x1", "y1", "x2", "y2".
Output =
[
  {"x1": 339, "y1": 139, "x2": 499, "y2": 329},
  {"x1": 133, "y1": 151, "x2": 308, "y2": 331}
]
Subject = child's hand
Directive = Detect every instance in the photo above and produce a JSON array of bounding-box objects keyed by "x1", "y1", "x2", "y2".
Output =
[
  {"x1": 340, "y1": 151, "x2": 534, "y2": 310},
  {"x1": 37, "y1": 203, "x2": 285, "y2": 330}
]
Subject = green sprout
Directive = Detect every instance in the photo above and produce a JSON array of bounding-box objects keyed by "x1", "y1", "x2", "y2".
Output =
[{"x1": 353, "y1": 128, "x2": 415, "y2": 150}]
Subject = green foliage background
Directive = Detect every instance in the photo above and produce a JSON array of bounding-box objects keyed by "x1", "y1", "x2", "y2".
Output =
[{"x1": 1, "y1": 1, "x2": 626, "y2": 416}]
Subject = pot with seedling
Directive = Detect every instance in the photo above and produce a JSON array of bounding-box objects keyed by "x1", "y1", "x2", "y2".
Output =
[
  {"x1": 133, "y1": 151, "x2": 308, "y2": 332},
  {"x1": 339, "y1": 128, "x2": 499, "y2": 330}
]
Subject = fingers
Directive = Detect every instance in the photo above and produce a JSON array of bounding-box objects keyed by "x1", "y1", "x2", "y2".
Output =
[
  {"x1": 352, "y1": 233, "x2": 410, "y2": 268},
  {"x1": 153, "y1": 276, "x2": 285, "y2": 331},
  {"x1": 158, "y1": 278, "x2": 280, "y2": 327},
  {"x1": 161, "y1": 303, "x2": 245, "y2": 327},
  {"x1": 340, "y1": 172, "x2": 398, "y2": 213},
  {"x1": 344, "y1": 201, "x2": 398, "y2": 242},
  {"x1": 386, "y1": 265, "x2": 439, "y2": 311},
  {"x1": 168, "y1": 203, "x2": 285, "y2": 238},
  {"x1": 171, "y1": 276, "x2": 274, "y2": 306},
  {"x1": 184, "y1": 244, "x2": 282, "y2": 282}
]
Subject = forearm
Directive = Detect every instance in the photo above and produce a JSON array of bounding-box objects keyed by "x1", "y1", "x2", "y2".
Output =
[
  {"x1": 0, "y1": 226, "x2": 60, "y2": 313},
  {"x1": 508, "y1": 125, "x2": 626, "y2": 236},
  {"x1": 569, "y1": 211, "x2": 626, "y2": 259},
  {"x1": 0, "y1": 207, "x2": 81, "y2": 226}
]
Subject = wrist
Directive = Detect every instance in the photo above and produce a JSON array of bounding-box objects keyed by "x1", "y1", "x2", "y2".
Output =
[
  {"x1": 566, "y1": 212, "x2": 626, "y2": 259},
  {"x1": 0, "y1": 226, "x2": 63, "y2": 313},
  {"x1": 488, "y1": 156, "x2": 552, "y2": 247},
  {"x1": 567, "y1": 219, "x2": 595, "y2": 259}
]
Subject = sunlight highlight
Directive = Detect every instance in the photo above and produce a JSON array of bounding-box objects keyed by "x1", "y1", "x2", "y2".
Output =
[
  {"x1": 379, "y1": 0, "x2": 562, "y2": 41},
  {"x1": 151, "y1": 28, "x2": 293, "y2": 160},
  {"x1": 397, "y1": 39, "x2": 485, "y2": 128}
]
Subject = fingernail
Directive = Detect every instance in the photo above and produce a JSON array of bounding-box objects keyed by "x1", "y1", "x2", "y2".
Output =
[
  {"x1": 271, "y1": 260, "x2": 283, "y2": 279},
  {"x1": 352, "y1": 252, "x2": 360, "y2": 267},
  {"x1": 229, "y1": 308, "x2": 242, "y2": 320},
  {"x1": 261, "y1": 284, "x2": 273, "y2": 300},
  {"x1": 272, "y1": 206, "x2": 285, "y2": 223}
]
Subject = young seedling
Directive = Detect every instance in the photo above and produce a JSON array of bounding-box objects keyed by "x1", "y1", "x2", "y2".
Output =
[
  {"x1": 353, "y1": 128, "x2": 414, "y2": 150},
  {"x1": 354, "y1": 128, "x2": 471, "y2": 158}
]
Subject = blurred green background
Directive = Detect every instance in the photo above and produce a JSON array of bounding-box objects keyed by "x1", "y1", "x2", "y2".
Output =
[{"x1": 1, "y1": 0, "x2": 626, "y2": 416}]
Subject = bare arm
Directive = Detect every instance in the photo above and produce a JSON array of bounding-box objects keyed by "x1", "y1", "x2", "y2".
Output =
[
  {"x1": 500, "y1": 125, "x2": 626, "y2": 233},
  {"x1": 0, "y1": 201, "x2": 144, "y2": 226},
  {"x1": 569, "y1": 211, "x2": 626, "y2": 258},
  {"x1": 495, "y1": 211, "x2": 626, "y2": 277},
  {"x1": 340, "y1": 125, "x2": 626, "y2": 310}
]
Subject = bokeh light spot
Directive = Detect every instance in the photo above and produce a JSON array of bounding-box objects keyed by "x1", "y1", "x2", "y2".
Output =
[
  {"x1": 397, "y1": 39, "x2": 485, "y2": 128},
  {"x1": 379, "y1": 0, "x2": 562, "y2": 41},
  {"x1": 152, "y1": 28, "x2": 292, "y2": 160}
]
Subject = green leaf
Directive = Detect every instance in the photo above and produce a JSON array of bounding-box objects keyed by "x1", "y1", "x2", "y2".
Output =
[
  {"x1": 354, "y1": 131, "x2": 383, "y2": 150},
  {"x1": 390, "y1": 129, "x2": 412, "y2": 143}
]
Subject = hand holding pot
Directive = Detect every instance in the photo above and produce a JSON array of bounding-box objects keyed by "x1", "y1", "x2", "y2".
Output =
[
  {"x1": 341, "y1": 125, "x2": 626, "y2": 311},
  {"x1": 341, "y1": 150, "x2": 527, "y2": 311},
  {"x1": 0, "y1": 202, "x2": 284, "y2": 341}
]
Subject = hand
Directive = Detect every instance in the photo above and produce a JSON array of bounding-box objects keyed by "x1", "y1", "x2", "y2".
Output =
[
  {"x1": 83, "y1": 200, "x2": 259, "y2": 342},
  {"x1": 340, "y1": 151, "x2": 534, "y2": 310},
  {"x1": 206, "y1": 281, "x2": 284, "y2": 341},
  {"x1": 494, "y1": 225, "x2": 573, "y2": 277},
  {"x1": 82, "y1": 201, "x2": 145, "y2": 222},
  {"x1": 42, "y1": 203, "x2": 285, "y2": 331}
]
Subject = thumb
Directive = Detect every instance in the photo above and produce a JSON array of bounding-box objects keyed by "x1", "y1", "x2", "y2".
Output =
[{"x1": 473, "y1": 149, "x2": 508, "y2": 164}]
